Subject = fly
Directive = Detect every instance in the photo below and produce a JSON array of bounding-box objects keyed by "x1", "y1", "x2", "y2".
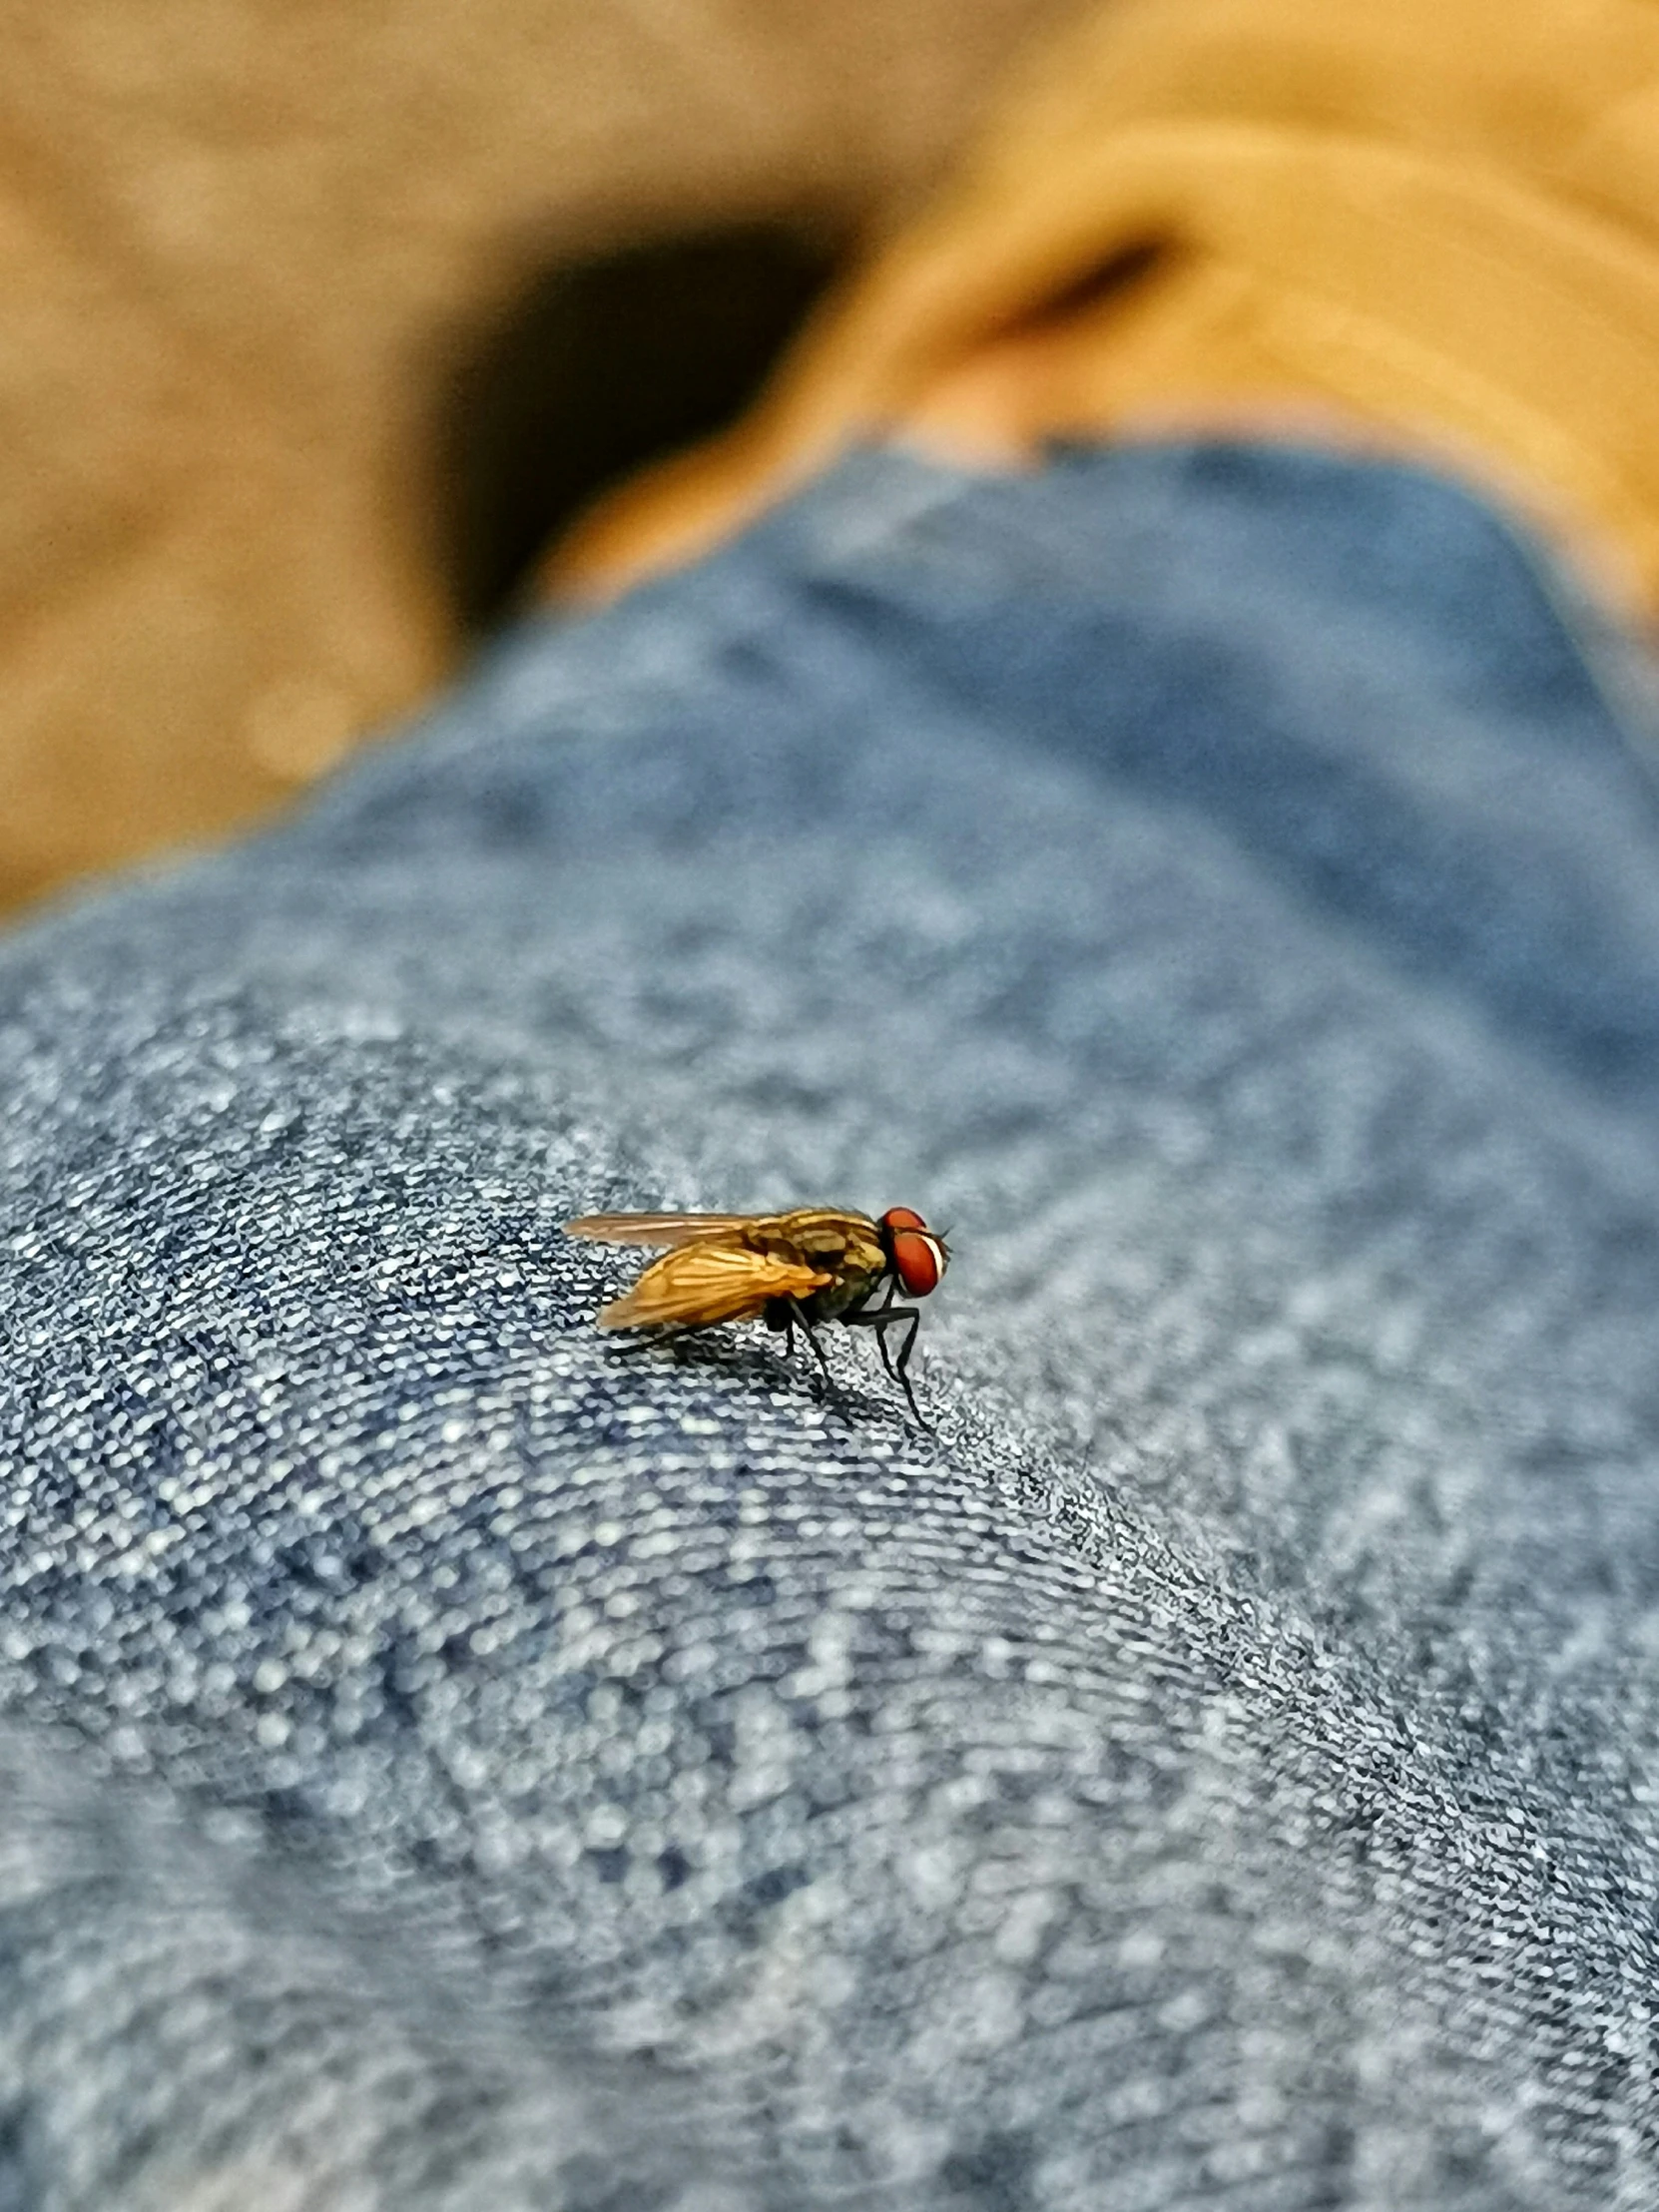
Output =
[{"x1": 565, "y1": 1206, "x2": 949, "y2": 1421}]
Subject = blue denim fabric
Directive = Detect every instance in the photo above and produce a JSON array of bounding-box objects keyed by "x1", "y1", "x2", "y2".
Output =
[{"x1": 2, "y1": 441, "x2": 1658, "y2": 2208}]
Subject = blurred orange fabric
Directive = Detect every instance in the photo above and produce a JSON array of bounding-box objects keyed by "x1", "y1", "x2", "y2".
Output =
[
  {"x1": 0, "y1": 0, "x2": 1067, "y2": 914},
  {"x1": 549, "y1": 0, "x2": 1659, "y2": 624}
]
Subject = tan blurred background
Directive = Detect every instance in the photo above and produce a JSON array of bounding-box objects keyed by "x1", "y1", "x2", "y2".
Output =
[{"x1": 0, "y1": 0, "x2": 1080, "y2": 913}]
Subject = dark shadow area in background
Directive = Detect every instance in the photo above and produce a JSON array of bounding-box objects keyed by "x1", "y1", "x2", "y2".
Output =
[{"x1": 433, "y1": 224, "x2": 846, "y2": 633}]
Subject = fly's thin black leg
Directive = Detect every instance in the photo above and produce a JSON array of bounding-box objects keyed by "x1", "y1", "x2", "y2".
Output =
[
  {"x1": 841, "y1": 1304, "x2": 924, "y2": 1423},
  {"x1": 789, "y1": 1300, "x2": 836, "y2": 1393},
  {"x1": 886, "y1": 1307, "x2": 923, "y2": 1422},
  {"x1": 869, "y1": 1276, "x2": 900, "y2": 1379},
  {"x1": 843, "y1": 1275, "x2": 900, "y2": 1380}
]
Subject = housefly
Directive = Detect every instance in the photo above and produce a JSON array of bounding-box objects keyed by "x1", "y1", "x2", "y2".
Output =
[{"x1": 565, "y1": 1206, "x2": 948, "y2": 1420}]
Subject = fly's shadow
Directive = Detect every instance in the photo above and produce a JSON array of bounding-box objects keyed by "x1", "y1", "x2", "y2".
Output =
[{"x1": 607, "y1": 1319, "x2": 927, "y2": 1430}]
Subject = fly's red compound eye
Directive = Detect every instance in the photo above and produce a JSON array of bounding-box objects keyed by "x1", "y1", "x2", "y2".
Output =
[
  {"x1": 880, "y1": 1208, "x2": 948, "y2": 1297},
  {"x1": 879, "y1": 1206, "x2": 927, "y2": 1235},
  {"x1": 891, "y1": 1228, "x2": 945, "y2": 1298}
]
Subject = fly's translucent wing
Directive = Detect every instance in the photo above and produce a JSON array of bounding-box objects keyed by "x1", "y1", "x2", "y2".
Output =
[
  {"x1": 567, "y1": 1212, "x2": 759, "y2": 1249},
  {"x1": 595, "y1": 1240, "x2": 830, "y2": 1330}
]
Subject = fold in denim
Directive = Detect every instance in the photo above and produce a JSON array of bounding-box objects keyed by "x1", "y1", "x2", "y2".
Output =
[{"x1": 2, "y1": 442, "x2": 1658, "y2": 2208}]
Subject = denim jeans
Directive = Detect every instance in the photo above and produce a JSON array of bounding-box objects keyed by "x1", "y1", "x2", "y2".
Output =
[{"x1": 2, "y1": 442, "x2": 1657, "y2": 2208}]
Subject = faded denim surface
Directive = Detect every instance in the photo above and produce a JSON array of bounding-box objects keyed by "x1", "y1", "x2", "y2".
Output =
[{"x1": 2, "y1": 443, "x2": 1658, "y2": 2208}]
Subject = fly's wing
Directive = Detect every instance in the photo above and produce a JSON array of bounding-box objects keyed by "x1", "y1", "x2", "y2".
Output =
[
  {"x1": 567, "y1": 1212, "x2": 759, "y2": 1249},
  {"x1": 595, "y1": 1240, "x2": 831, "y2": 1331}
]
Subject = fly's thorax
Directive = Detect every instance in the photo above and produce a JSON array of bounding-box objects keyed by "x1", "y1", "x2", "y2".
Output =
[
  {"x1": 750, "y1": 1211, "x2": 883, "y2": 1275},
  {"x1": 766, "y1": 1208, "x2": 877, "y2": 1254}
]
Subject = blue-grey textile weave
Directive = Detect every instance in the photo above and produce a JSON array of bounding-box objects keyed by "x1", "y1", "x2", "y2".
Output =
[{"x1": 2, "y1": 442, "x2": 1658, "y2": 2209}]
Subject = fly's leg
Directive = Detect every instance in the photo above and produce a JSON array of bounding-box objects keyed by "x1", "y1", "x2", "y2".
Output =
[
  {"x1": 764, "y1": 1298, "x2": 839, "y2": 1402},
  {"x1": 789, "y1": 1300, "x2": 836, "y2": 1392},
  {"x1": 887, "y1": 1307, "x2": 923, "y2": 1423},
  {"x1": 837, "y1": 1276, "x2": 900, "y2": 1381},
  {"x1": 841, "y1": 1304, "x2": 924, "y2": 1424},
  {"x1": 861, "y1": 1276, "x2": 900, "y2": 1381}
]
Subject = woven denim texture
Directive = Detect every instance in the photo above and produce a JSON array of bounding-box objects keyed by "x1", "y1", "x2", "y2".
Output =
[{"x1": 2, "y1": 443, "x2": 1658, "y2": 2208}]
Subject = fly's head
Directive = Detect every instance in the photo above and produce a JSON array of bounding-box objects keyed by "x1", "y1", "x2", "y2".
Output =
[{"x1": 877, "y1": 1207, "x2": 949, "y2": 1299}]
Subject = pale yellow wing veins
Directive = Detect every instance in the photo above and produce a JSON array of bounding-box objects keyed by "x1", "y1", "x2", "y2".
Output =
[
  {"x1": 567, "y1": 1212, "x2": 758, "y2": 1249},
  {"x1": 596, "y1": 1240, "x2": 831, "y2": 1330}
]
